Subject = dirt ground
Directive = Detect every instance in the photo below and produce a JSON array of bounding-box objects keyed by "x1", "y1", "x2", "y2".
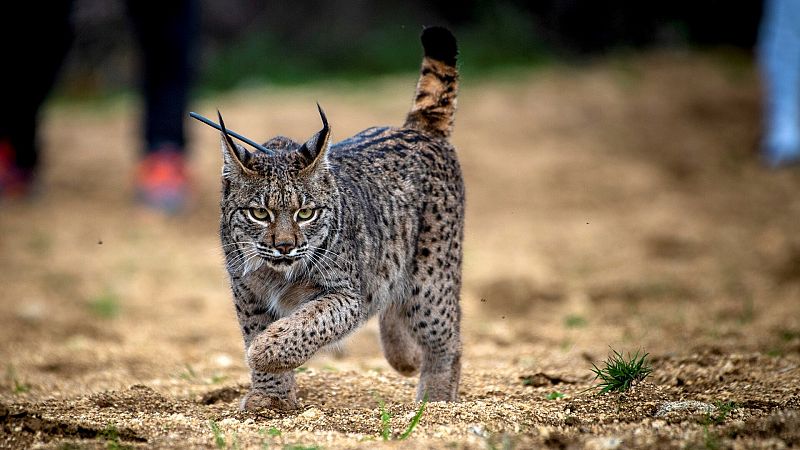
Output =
[{"x1": 2, "y1": 52, "x2": 800, "y2": 449}]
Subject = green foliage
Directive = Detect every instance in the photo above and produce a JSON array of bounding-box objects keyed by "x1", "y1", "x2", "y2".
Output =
[
  {"x1": 700, "y1": 401, "x2": 737, "y2": 426},
  {"x1": 590, "y1": 348, "x2": 652, "y2": 394},
  {"x1": 546, "y1": 391, "x2": 565, "y2": 400},
  {"x1": 259, "y1": 427, "x2": 284, "y2": 449},
  {"x1": 693, "y1": 403, "x2": 736, "y2": 450},
  {"x1": 199, "y1": 3, "x2": 550, "y2": 93},
  {"x1": 398, "y1": 397, "x2": 427, "y2": 440},
  {"x1": 209, "y1": 420, "x2": 241, "y2": 450},
  {"x1": 5, "y1": 364, "x2": 30, "y2": 394},
  {"x1": 564, "y1": 314, "x2": 587, "y2": 328},
  {"x1": 210, "y1": 373, "x2": 228, "y2": 384},
  {"x1": 179, "y1": 363, "x2": 197, "y2": 380},
  {"x1": 100, "y1": 423, "x2": 132, "y2": 450},
  {"x1": 209, "y1": 420, "x2": 226, "y2": 449},
  {"x1": 88, "y1": 292, "x2": 120, "y2": 319},
  {"x1": 702, "y1": 426, "x2": 721, "y2": 450},
  {"x1": 375, "y1": 394, "x2": 427, "y2": 441},
  {"x1": 780, "y1": 329, "x2": 800, "y2": 341},
  {"x1": 379, "y1": 398, "x2": 391, "y2": 441}
]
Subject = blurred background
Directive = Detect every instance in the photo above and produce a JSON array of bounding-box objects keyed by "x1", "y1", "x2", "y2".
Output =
[
  {"x1": 2, "y1": 1, "x2": 800, "y2": 448},
  {"x1": 62, "y1": 0, "x2": 762, "y2": 96}
]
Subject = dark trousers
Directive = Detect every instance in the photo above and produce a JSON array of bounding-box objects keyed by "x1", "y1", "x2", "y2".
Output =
[{"x1": 0, "y1": 0, "x2": 197, "y2": 171}]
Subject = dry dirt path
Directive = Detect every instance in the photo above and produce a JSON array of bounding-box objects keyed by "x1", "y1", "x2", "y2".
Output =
[{"x1": 2, "y1": 53, "x2": 799, "y2": 449}]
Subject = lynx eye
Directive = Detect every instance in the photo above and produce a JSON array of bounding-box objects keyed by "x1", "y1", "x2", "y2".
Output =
[
  {"x1": 296, "y1": 208, "x2": 315, "y2": 221},
  {"x1": 248, "y1": 208, "x2": 271, "y2": 221}
]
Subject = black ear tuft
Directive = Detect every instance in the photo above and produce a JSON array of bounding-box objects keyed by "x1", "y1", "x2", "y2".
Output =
[
  {"x1": 421, "y1": 26, "x2": 458, "y2": 66},
  {"x1": 218, "y1": 110, "x2": 237, "y2": 151},
  {"x1": 317, "y1": 102, "x2": 329, "y2": 131},
  {"x1": 298, "y1": 104, "x2": 332, "y2": 172},
  {"x1": 218, "y1": 110, "x2": 256, "y2": 175}
]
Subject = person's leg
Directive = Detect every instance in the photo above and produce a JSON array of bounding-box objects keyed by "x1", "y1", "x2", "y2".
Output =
[
  {"x1": 127, "y1": 0, "x2": 198, "y2": 211},
  {"x1": 0, "y1": 1, "x2": 74, "y2": 197},
  {"x1": 759, "y1": 0, "x2": 800, "y2": 167},
  {"x1": 127, "y1": 0, "x2": 197, "y2": 153}
]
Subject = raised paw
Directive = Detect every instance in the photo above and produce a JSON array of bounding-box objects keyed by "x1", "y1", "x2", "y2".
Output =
[
  {"x1": 247, "y1": 322, "x2": 312, "y2": 372},
  {"x1": 239, "y1": 389, "x2": 299, "y2": 411}
]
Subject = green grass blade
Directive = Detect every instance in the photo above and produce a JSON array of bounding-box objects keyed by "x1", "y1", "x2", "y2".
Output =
[
  {"x1": 398, "y1": 395, "x2": 427, "y2": 440},
  {"x1": 590, "y1": 348, "x2": 652, "y2": 394},
  {"x1": 378, "y1": 398, "x2": 391, "y2": 441},
  {"x1": 209, "y1": 420, "x2": 226, "y2": 449}
]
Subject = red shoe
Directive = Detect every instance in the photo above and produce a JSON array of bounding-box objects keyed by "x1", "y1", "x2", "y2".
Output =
[
  {"x1": 0, "y1": 139, "x2": 35, "y2": 200},
  {"x1": 135, "y1": 147, "x2": 189, "y2": 213}
]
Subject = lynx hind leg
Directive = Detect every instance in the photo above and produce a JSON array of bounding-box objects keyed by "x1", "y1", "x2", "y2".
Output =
[
  {"x1": 380, "y1": 304, "x2": 422, "y2": 376},
  {"x1": 405, "y1": 284, "x2": 462, "y2": 402},
  {"x1": 240, "y1": 370, "x2": 299, "y2": 411},
  {"x1": 406, "y1": 216, "x2": 463, "y2": 402}
]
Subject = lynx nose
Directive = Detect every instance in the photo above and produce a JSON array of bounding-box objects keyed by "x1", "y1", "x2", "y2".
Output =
[{"x1": 274, "y1": 240, "x2": 295, "y2": 255}]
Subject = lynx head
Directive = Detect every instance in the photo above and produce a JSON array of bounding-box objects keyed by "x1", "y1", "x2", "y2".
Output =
[{"x1": 219, "y1": 106, "x2": 339, "y2": 275}]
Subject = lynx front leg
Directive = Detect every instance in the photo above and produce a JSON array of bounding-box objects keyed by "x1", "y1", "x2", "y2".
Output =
[
  {"x1": 247, "y1": 289, "x2": 363, "y2": 373},
  {"x1": 230, "y1": 282, "x2": 299, "y2": 411},
  {"x1": 240, "y1": 371, "x2": 298, "y2": 411}
]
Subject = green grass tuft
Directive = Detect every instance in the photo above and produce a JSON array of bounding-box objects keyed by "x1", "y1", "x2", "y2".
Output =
[
  {"x1": 379, "y1": 398, "x2": 392, "y2": 441},
  {"x1": 546, "y1": 391, "x2": 565, "y2": 400},
  {"x1": 701, "y1": 401, "x2": 737, "y2": 426},
  {"x1": 258, "y1": 427, "x2": 283, "y2": 449},
  {"x1": 6, "y1": 364, "x2": 30, "y2": 394},
  {"x1": 210, "y1": 373, "x2": 227, "y2": 384},
  {"x1": 179, "y1": 363, "x2": 197, "y2": 381},
  {"x1": 100, "y1": 423, "x2": 132, "y2": 450},
  {"x1": 375, "y1": 394, "x2": 427, "y2": 441},
  {"x1": 398, "y1": 395, "x2": 427, "y2": 440},
  {"x1": 88, "y1": 292, "x2": 120, "y2": 319},
  {"x1": 564, "y1": 314, "x2": 587, "y2": 328},
  {"x1": 590, "y1": 348, "x2": 652, "y2": 394},
  {"x1": 209, "y1": 420, "x2": 226, "y2": 449}
]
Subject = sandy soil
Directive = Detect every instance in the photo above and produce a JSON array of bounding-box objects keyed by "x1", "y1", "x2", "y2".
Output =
[{"x1": 1, "y1": 52, "x2": 799, "y2": 449}]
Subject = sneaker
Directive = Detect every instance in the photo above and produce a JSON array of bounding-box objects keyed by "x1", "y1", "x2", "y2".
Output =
[
  {"x1": 134, "y1": 147, "x2": 189, "y2": 213},
  {"x1": 0, "y1": 139, "x2": 35, "y2": 200},
  {"x1": 762, "y1": 145, "x2": 800, "y2": 169}
]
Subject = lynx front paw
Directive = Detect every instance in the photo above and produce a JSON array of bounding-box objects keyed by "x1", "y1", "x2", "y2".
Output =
[
  {"x1": 239, "y1": 389, "x2": 299, "y2": 411},
  {"x1": 247, "y1": 331, "x2": 306, "y2": 373}
]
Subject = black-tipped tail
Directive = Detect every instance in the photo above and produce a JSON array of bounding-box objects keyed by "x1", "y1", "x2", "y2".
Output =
[
  {"x1": 421, "y1": 26, "x2": 457, "y2": 66},
  {"x1": 404, "y1": 26, "x2": 459, "y2": 139}
]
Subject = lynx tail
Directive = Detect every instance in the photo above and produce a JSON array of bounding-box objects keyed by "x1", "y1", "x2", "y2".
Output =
[{"x1": 404, "y1": 26, "x2": 459, "y2": 139}]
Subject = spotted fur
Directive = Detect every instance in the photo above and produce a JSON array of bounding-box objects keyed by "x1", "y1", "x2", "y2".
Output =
[{"x1": 217, "y1": 26, "x2": 463, "y2": 411}]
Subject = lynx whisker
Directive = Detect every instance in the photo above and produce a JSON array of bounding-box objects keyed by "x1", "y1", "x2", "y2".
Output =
[
  {"x1": 306, "y1": 245, "x2": 343, "y2": 271},
  {"x1": 305, "y1": 252, "x2": 332, "y2": 288},
  {"x1": 309, "y1": 255, "x2": 337, "y2": 285},
  {"x1": 227, "y1": 248, "x2": 260, "y2": 273},
  {"x1": 241, "y1": 254, "x2": 265, "y2": 277},
  {"x1": 226, "y1": 250, "x2": 257, "y2": 271},
  {"x1": 230, "y1": 255, "x2": 259, "y2": 276},
  {"x1": 221, "y1": 241, "x2": 256, "y2": 249},
  {"x1": 304, "y1": 246, "x2": 341, "y2": 273}
]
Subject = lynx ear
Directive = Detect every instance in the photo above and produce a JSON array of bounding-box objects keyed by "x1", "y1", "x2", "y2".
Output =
[
  {"x1": 218, "y1": 111, "x2": 257, "y2": 177},
  {"x1": 298, "y1": 104, "x2": 331, "y2": 173}
]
